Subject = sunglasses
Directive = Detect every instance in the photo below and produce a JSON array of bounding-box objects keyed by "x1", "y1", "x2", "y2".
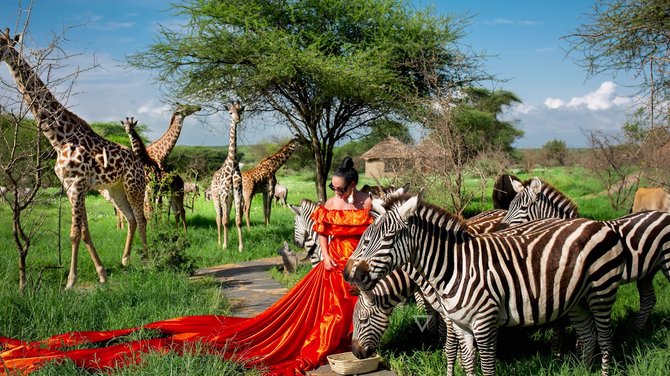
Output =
[{"x1": 329, "y1": 182, "x2": 350, "y2": 193}]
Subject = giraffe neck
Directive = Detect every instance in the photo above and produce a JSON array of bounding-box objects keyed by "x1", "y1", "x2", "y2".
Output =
[
  {"x1": 2, "y1": 44, "x2": 93, "y2": 151},
  {"x1": 227, "y1": 118, "x2": 239, "y2": 161},
  {"x1": 146, "y1": 112, "x2": 186, "y2": 166},
  {"x1": 127, "y1": 127, "x2": 158, "y2": 170},
  {"x1": 255, "y1": 139, "x2": 300, "y2": 174}
]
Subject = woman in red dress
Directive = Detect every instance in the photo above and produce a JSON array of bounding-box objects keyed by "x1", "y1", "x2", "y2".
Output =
[{"x1": 0, "y1": 158, "x2": 373, "y2": 375}]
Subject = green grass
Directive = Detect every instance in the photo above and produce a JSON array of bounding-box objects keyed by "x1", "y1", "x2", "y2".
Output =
[{"x1": 1, "y1": 166, "x2": 670, "y2": 375}]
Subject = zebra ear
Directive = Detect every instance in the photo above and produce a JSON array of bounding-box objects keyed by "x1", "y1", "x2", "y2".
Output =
[
  {"x1": 530, "y1": 177, "x2": 542, "y2": 194},
  {"x1": 397, "y1": 195, "x2": 419, "y2": 222},
  {"x1": 371, "y1": 198, "x2": 386, "y2": 217},
  {"x1": 511, "y1": 179, "x2": 524, "y2": 193},
  {"x1": 290, "y1": 205, "x2": 300, "y2": 216}
]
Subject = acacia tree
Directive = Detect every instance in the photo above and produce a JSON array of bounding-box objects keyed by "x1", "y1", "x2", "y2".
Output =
[
  {"x1": 566, "y1": 0, "x2": 670, "y2": 124},
  {"x1": 129, "y1": 0, "x2": 484, "y2": 201}
]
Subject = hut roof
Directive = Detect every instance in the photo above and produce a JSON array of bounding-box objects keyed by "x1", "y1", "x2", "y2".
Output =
[
  {"x1": 416, "y1": 137, "x2": 447, "y2": 158},
  {"x1": 360, "y1": 136, "x2": 414, "y2": 160}
]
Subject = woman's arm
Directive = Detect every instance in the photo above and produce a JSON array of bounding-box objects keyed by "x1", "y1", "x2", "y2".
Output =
[{"x1": 318, "y1": 233, "x2": 337, "y2": 270}]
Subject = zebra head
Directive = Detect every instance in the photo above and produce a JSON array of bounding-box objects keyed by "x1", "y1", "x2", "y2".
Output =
[
  {"x1": 351, "y1": 288, "x2": 391, "y2": 359},
  {"x1": 498, "y1": 177, "x2": 578, "y2": 229},
  {"x1": 352, "y1": 266, "x2": 418, "y2": 359},
  {"x1": 498, "y1": 177, "x2": 542, "y2": 229},
  {"x1": 291, "y1": 199, "x2": 317, "y2": 249},
  {"x1": 344, "y1": 194, "x2": 419, "y2": 291}
]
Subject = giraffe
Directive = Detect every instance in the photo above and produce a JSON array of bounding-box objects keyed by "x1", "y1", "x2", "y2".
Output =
[
  {"x1": 242, "y1": 138, "x2": 301, "y2": 227},
  {"x1": 122, "y1": 117, "x2": 187, "y2": 233},
  {"x1": 0, "y1": 29, "x2": 147, "y2": 289},
  {"x1": 145, "y1": 103, "x2": 201, "y2": 170},
  {"x1": 211, "y1": 101, "x2": 244, "y2": 251}
]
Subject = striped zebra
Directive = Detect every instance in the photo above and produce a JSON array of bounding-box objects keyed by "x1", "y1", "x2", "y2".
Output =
[
  {"x1": 344, "y1": 193, "x2": 625, "y2": 376},
  {"x1": 353, "y1": 210, "x2": 508, "y2": 366},
  {"x1": 290, "y1": 198, "x2": 322, "y2": 267},
  {"x1": 501, "y1": 177, "x2": 670, "y2": 330},
  {"x1": 352, "y1": 263, "x2": 453, "y2": 360},
  {"x1": 352, "y1": 209, "x2": 507, "y2": 359},
  {"x1": 498, "y1": 177, "x2": 579, "y2": 229}
]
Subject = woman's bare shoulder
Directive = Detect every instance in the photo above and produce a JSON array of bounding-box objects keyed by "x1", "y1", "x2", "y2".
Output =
[{"x1": 323, "y1": 197, "x2": 339, "y2": 210}]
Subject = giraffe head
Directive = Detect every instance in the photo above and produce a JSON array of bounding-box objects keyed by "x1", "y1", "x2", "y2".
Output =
[
  {"x1": 0, "y1": 28, "x2": 21, "y2": 61},
  {"x1": 175, "y1": 103, "x2": 202, "y2": 117},
  {"x1": 226, "y1": 101, "x2": 245, "y2": 124},
  {"x1": 122, "y1": 117, "x2": 139, "y2": 134}
]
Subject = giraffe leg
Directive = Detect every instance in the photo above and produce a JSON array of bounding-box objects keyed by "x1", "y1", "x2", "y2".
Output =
[
  {"x1": 223, "y1": 192, "x2": 232, "y2": 249},
  {"x1": 213, "y1": 193, "x2": 224, "y2": 247},
  {"x1": 234, "y1": 183, "x2": 244, "y2": 252},
  {"x1": 243, "y1": 191, "x2": 252, "y2": 229},
  {"x1": 64, "y1": 181, "x2": 105, "y2": 289},
  {"x1": 263, "y1": 190, "x2": 272, "y2": 226},
  {"x1": 108, "y1": 184, "x2": 138, "y2": 266},
  {"x1": 78, "y1": 208, "x2": 107, "y2": 284},
  {"x1": 131, "y1": 189, "x2": 148, "y2": 262},
  {"x1": 65, "y1": 188, "x2": 83, "y2": 290}
]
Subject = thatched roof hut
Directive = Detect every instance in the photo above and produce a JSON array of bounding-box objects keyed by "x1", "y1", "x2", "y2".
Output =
[{"x1": 360, "y1": 136, "x2": 415, "y2": 178}]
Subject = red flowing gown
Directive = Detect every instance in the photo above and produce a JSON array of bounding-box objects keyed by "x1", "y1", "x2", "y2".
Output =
[{"x1": 0, "y1": 207, "x2": 372, "y2": 375}]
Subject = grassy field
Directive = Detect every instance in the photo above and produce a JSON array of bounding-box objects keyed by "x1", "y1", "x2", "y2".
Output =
[{"x1": 1, "y1": 167, "x2": 669, "y2": 375}]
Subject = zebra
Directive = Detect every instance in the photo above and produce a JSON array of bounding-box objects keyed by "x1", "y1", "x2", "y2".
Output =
[
  {"x1": 344, "y1": 193, "x2": 625, "y2": 376},
  {"x1": 352, "y1": 209, "x2": 507, "y2": 358},
  {"x1": 352, "y1": 263, "x2": 454, "y2": 363},
  {"x1": 352, "y1": 212, "x2": 570, "y2": 370},
  {"x1": 498, "y1": 177, "x2": 579, "y2": 229},
  {"x1": 501, "y1": 176, "x2": 670, "y2": 330},
  {"x1": 291, "y1": 198, "x2": 322, "y2": 267},
  {"x1": 465, "y1": 209, "x2": 507, "y2": 233}
]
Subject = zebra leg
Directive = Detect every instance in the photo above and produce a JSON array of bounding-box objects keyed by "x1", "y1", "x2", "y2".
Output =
[
  {"x1": 453, "y1": 325, "x2": 477, "y2": 376},
  {"x1": 634, "y1": 273, "x2": 656, "y2": 331},
  {"x1": 473, "y1": 316, "x2": 499, "y2": 376},
  {"x1": 568, "y1": 308, "x2": 597, "y2": 369},
  {"x1": 592, "y1": 305, "x2": 615, "y2": 376},
  {"x1": 444, "y1": 318, "x2": 461, "y2": 376}
]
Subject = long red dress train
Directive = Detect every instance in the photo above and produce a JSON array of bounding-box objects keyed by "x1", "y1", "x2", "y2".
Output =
[{"x1": 0, "y1": 207, "x2": 372, "y2": 375}]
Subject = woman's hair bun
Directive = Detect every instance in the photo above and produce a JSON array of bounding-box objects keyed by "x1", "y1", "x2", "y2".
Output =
[{"x1": 340, "y1": 157, "x2": 354, "y2": 170}]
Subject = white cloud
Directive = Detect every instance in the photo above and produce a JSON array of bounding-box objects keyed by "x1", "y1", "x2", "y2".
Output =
[
  {"x1": 544, "y1": 98, "x2": 566, "y2": 109},
  {"x1": 138, "y1": 100, "x2": 171, "y2": 118},
  {"x1": 508, "y1": 102, "x2": 536, "y2": 115},
  {"x1": 543, "y1": 81, "x2": 632, "y2": 111}
]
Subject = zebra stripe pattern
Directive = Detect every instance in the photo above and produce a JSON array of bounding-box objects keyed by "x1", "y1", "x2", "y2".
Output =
[
  {"x1": 352, "y1": 209, "x2": 507, "y2": 363},
  {"x1": 344, "y1": 194, "x2": 624, "y2": 376},
  {"x1": 291, "y1": 199, "x2": 322, "y2": 267},
  {"x1": 605, "y1": 210, "x2": 670, "y2": 328},
  {"x1": 501, "y1": 178, "x2": 670, "y2": 330},
  {"x1": 499, "y1": 177, "x2": 578, "y2": 229}
]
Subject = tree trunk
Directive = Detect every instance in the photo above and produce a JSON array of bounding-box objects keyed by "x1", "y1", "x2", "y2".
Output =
[
  {"x1": 13, "y1": 215, "x2": 28, "y2": 293},
  {"x1": 310, "y1": 136, "x2": 327, "y2": 203},
  {"x1": 18, "y1": 247, "x2": 27, "y2": 293}
]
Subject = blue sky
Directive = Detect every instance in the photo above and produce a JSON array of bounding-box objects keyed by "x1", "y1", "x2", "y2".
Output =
[{"x1": 2, "y1": 0, "x2": 641, "y2": 148}]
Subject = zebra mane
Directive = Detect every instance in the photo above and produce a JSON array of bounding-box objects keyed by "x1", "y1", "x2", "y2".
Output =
[
  {"x1": 301, "y1": 198, "x2": 316, "y2": 207},
  {"x1": 522, "y1": 178, "x2": 579, "y2": 216},
  {"x1": 382, "y1": 193, "x2": 472, "y2": 236}
]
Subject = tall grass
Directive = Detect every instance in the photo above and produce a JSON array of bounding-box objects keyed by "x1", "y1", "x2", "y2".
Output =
[{"x1": 1, "y1": 167, "x2": 669, "y2": 375}]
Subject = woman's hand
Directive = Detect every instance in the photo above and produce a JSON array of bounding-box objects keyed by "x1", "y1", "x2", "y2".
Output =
[{"x1": 322, "y1": 254, "x2": 337, "y2": 270}]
